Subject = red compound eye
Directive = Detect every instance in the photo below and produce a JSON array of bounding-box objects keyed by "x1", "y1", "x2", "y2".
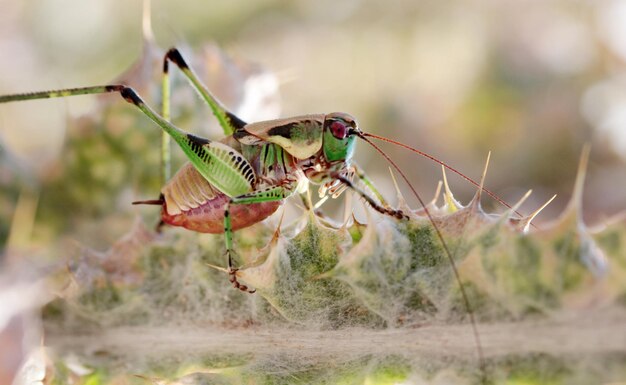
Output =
[{"x1": 330, "y1": 121, "x2": 348, "y2": 139}]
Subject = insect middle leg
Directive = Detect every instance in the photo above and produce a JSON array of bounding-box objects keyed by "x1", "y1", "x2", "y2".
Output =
[{"x1": 223, "y1": 183, "x2": 297, "y2": 293}]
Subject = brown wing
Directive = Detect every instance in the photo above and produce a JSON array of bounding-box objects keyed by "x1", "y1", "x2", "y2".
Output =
[{"x1": 234, "y1": 114, "x2": 326, "y2": 159}]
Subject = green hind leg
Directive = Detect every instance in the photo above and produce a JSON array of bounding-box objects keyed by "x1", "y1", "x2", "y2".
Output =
[
  {"x1": 159, "y1": 47, "x2": 246, "y2": 184},
  {"x1": 160, "y1": 52, "x2": 172, "y2": 185},
  {"x1": 162, "y1": 48, "x2": 246, "y2": 136},
  {"x1": 0, "y1": 85, "x2": 240, "y2": 193}
]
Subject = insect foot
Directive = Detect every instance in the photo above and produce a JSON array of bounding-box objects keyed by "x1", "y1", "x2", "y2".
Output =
[
  {"x1": 228, "y1": 269, "x2": 256, "y2": 294},
  {"x1": 227, "y1": 251, "x2": 256, "y2": 294},
  {"x1": 228, "y1": 267, "x2": 256, "y2": 294}
]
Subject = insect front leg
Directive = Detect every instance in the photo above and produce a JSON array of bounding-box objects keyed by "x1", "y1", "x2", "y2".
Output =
[
  {"x1": 334, "y1": 175, "x2": 409, "y2": 221},
  {"x1": 223, "y1": 183, "x2": 298, "y2": 293},
  {"x1": 318, "y1": 164, "x2": 386, "y2": 205},
  {"x1": 352, "y1": 163, "x2": 388, "y2": 207}
]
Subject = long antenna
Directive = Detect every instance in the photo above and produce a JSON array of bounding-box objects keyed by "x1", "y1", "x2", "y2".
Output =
[
  {"x1": 363, "y1": 132, "x2": 530, "y2": 225},
  {"x1": 358, "y1": 133, "x2": 487, "y2": 380}
]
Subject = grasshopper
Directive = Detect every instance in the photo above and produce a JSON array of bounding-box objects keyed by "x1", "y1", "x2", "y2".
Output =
[{"x1": 1, "y1": 47, "x2": 528, "y2": 378}]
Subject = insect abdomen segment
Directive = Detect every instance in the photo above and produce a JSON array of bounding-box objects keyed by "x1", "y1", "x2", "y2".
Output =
[{"x1": 161, "y1": 163, "x2": 281, "y2": 233}]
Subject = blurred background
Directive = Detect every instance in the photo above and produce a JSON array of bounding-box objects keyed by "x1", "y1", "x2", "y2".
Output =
[{"x1": 1, "y1": 0, "x2": 625, "y2": 257}]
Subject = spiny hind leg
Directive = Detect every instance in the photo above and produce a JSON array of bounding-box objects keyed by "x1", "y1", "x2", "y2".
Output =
[
  {"x1": 162, "y1": 48, "x2": 246, "y2": 136},
  {"x1": 159, "y1": 47, "x2": 242, "y2": 204}
]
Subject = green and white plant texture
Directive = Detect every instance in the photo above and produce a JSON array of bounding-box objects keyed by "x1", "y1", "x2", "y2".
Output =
[{"x1": 1, "y1": 32, "x2": 625, "y2": 385}]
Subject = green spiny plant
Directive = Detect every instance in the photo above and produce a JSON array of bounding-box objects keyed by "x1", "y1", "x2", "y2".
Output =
[
  {"x1": 1, "y1": 16, "x2": 624, "y2": 384},
  {"x1": 37, "y1": 147, "x2": 626, "y2": 385}
]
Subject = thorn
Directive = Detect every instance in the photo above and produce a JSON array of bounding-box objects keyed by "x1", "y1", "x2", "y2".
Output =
[
  {"x1": 441, "y1": 165, "x2": 462, "y2": 212},
  {"x1": 517, "y1": 194, "x2": 557, "y2": 233},
  {"x1": 470, "y1": 151, "x2": 491, "y2": 209},
  {"x1": 350, "y1": 212, "x2": 368, "y2": 229},
  {"x1": 431, "y1": 180, "x2": 443, "y2": 207},
  {"x1": 412, "y1": 180, "x2": 443, "y2": 217},
  {"x1": 565, "y1": 144, "x2": 590, "y2": 220},
  {"x1": 206, "y1": 262, "x2": 230, "y2": 274},
  {"x1": 491, "y1": 189, "x2": 531, "y2": 228},
  {"x1": 271, "y1": 209, "x2": 285, "y2": 241},
  {"x1": 504, "y1": 189, "x2": 533, "y2": 222},
  {"x1": 514, "y1": 189, "x2": 532, "y2": 212},
  {"x1": 589, "y1": 211, "x2": 626, "y2": 232},
  {"x1": 388, "y1": 167, "x2": 407, "y2": 207}
]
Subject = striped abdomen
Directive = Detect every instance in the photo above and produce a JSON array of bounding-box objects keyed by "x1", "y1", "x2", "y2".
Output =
[{"x1": 160, "y1": 163, "x2": 281, "y2": 234}]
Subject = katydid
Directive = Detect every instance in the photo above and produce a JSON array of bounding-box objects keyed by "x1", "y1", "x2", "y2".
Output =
[{"x1": 0, "y1": 47, "x2": 534, "y2": 379}]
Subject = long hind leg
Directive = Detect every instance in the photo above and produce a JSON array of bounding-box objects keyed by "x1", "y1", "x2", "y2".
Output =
[{"x1": 162, "y1": 48, "x2": 246, "y2": 136}]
